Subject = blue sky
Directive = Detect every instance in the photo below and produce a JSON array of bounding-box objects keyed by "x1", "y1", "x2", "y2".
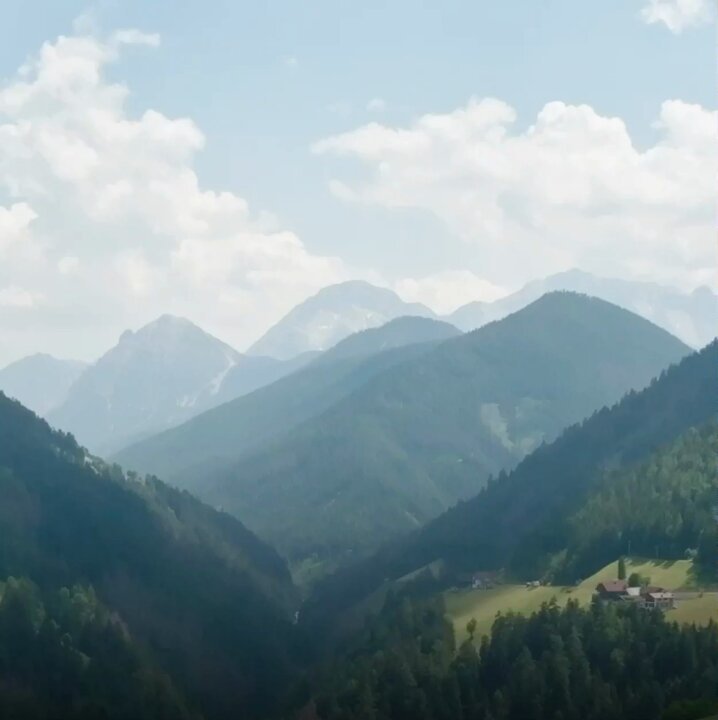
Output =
[{"x1": 0, "y1": 0, "x2": 714, "y2": 362}]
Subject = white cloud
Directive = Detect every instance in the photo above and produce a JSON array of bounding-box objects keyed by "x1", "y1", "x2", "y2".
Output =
[
  {"x1": 313, "y1": 97, "x2": 717, "y2": 292},
  {"x1": 0, "y1": 203, "x2": 37, "y2": 255},
  {"x1": 395, "y1": 271, "x2": 508, "y2": 314},
  {"x1": 366, "y1": 97, "x2": 386, "y2": 113},
  {"x1": 0, "y1": 286, "x2": 41, "y2": 308},
  {"x1": 0, "y1": 29, "x2": 345, "y2": 365},
  {"x1": 640, "y1": 0, "x2": 714, "y2": 32}
]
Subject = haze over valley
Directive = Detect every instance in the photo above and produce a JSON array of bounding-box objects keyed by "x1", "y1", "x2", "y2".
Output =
[{"x1": 0, "y1": 2, "x2": 716, "y2": 719}]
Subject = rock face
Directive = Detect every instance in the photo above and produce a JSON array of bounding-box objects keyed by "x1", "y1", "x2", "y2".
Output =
[
  {"x1": 48, "y1": 315, "x2": 245, "y2": 454},
  {"x1": 0, "y1": 353, "x2": 87, "y2": 416},
  {"x1": 247, "y1": 280, "x2": 436, "y2": 360}
]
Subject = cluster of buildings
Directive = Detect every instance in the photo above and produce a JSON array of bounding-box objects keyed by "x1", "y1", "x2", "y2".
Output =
[{"x1": 595, "y1": 580, "x2": 675, "y2": 610}]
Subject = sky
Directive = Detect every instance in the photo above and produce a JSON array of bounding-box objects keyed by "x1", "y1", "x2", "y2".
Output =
[{"x1": 0, "y1": 0, "x2": 715, "y2": 365}]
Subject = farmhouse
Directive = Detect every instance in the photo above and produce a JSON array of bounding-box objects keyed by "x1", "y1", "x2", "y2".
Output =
[
  {"x1": 596, "y1": 580, "x2": 628, "y2": 598},
  {"x1": 594, "y1": 579, "x2": 675, "y2": 611},
  {"x1": 643, "y1": 592, "x2": 675, "y2": 610}
]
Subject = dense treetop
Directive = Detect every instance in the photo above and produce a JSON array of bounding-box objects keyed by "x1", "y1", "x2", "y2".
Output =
[{"x1": 302, "y1": 590, "x2": 718, "y2": 720}]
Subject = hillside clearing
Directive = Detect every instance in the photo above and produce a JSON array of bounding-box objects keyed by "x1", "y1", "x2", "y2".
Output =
[{"x1": 447, "y1": 558, "x2": 716, "y2": 642}]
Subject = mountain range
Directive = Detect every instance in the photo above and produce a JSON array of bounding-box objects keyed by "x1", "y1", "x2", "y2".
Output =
[
  {"x1": 7, "y1": 270, "x2": 713, "y2": 459},
  {"x1": 248, "y1": 271, "x2": 716, "y2": 360},
  {"x1": 45, "y1": 315, "x2": 314, "y2": 455},
  {"x1": 1, "y1": 275, "x2": 715, "y2": 719},
  {"x1": 113, "y1": 315, "x2": 461, "y2": 487},
  {"x1": 448, "y1": 268, "x2": 717, "y2": 349},
  {"x1": 117, "y1": 292, "x2": 690, "y2": 576},
  {"x1": 247, "y1": 279, "x2": 436, "y2": 359}
]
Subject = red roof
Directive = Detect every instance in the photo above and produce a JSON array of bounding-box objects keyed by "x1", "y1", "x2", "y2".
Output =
[{"x1": 597, "y1": 580, "x2": 628, "y2": 593}]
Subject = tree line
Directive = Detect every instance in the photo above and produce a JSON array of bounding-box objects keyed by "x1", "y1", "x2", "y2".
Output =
[{"x1": 304, "y1": 591, "x2": 718, "y2": 720}]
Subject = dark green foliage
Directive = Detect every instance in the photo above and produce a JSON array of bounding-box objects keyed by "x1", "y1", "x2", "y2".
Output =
[
  {"x1": 618, "y1": 557, "x2": 627, "y2": 580},
  {"x1": 304, "y1": 341, "x2": 715, "y2": 629},
  {"x1": 0, "y1": 577, "x2": 194, "y2": 720},
  {"x1": 192, "y1": 293, "x2": 688, "y2": 570},
  {"x1": 0, "y1": 392, "x2": 299, "y2": 719},
  {"x1": 557, "y1": 423, "x2": 718, "y2": 582},
  {"x1": 310, "y1": 592, "x2": 457, "y2": 720},
  {"x1": 311, "y1": 593, "x2": 718, "y2": 720}
]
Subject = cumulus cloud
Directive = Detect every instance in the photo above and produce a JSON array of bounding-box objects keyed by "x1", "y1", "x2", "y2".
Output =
[
  {"x1": 313, "y1": 97, "x2": 717, "y2": 292},
  {"x1": 640, "y1": 0, "x2": 714, "y2": 32},
  {"x1": 0, "y1": 29, "x2": 345, "y2": 364}
]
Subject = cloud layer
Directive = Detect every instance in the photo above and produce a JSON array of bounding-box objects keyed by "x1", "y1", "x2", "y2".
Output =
[
  {"x1": 0, "y1": 29, "x2": 345, "y2": 364},
  {"x1": 314, "y1": 97, "x2": 717, "y2": 295},
  {"x1": 640, "y1": 0, "x2": 715, "y2": 32}
]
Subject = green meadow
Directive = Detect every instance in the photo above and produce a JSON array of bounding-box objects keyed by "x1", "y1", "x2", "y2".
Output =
[{"x1": 447, "y1": 558, "x2": 716, "y2": 642}]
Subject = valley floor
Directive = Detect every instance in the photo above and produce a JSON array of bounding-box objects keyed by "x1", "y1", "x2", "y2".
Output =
[{"x1": 447, "y1": 557, "x2": 718, "y2": 642}]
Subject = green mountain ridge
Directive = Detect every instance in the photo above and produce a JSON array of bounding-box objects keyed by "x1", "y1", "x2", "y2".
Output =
[
  {"x1": 196, "y1": 292, "x2": 689, "y2": 571},
  {"x1": 113, "y1": 316, "x2": 461, "y2": 483}
]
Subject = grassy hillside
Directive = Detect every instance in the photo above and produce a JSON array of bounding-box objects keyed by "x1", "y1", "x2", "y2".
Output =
[
  {"x1": 199, "y1": 293, "x2": 689, "y2": 570},
  {"x1": 447, "y1": 558, "x2": 712, "y2": 642},
  {"x1": 0, "y1": 392, "x2": 299, "y2": 720},
  {"x1": 114, "y1": 317, "x2": 460, "y2": 482}
]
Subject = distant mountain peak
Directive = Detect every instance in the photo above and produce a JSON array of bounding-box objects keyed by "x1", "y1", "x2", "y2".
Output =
[
  {"x1": 131, "y1": 314, "x2": 207, "y2": 338},
  {"x1": 449, "y1": 270, "x2": 717, "y2": 348},
  {"x1": 48, "y1": 316, "x2": 244, "y2": 454},
  {"x1": 248, "y1": 280, "x2": 436, "y2": 360}
]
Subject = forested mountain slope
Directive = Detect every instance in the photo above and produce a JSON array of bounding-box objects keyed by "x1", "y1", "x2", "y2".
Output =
[
  {"x1": 557, "y1": 421, "x2": 718, "y2": 582},
  {"x1": 0, "y1": 392, "x2": 299, "y2": 719},
  {"x1": 304, "y1": 340, "x2": 716, "y2": 627},
  {"x1": 198, "y1": 293, "x2": 689, "y2": 570},
  {"x1": 114, "y1": 316, "x2": 460, "y2": 482}
]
